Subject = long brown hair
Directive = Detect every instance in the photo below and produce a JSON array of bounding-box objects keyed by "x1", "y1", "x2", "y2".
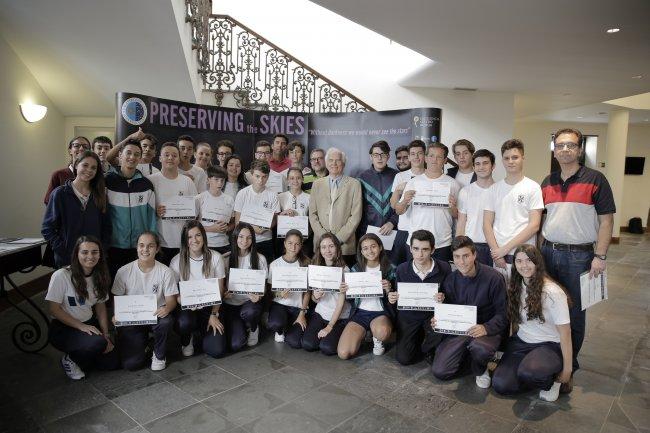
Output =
[
  {"x1": 355, "y1": 233, "x2": 391, "y2": 275},
  {"x1": 72, "y1": 151, "x2": 107, "y2": 212},
  {"x1": 312, "y1": 233, "x2": 345, "y2": 267},
  {"x1": 68, "y1": 236, "x2": 110, "y2": 301},
  {"x1": 179, "y1": 220, "x2": 214, "y2": 281},
  {"x1": 282, "y1": 229, "x2": 310, "y2": 266}
]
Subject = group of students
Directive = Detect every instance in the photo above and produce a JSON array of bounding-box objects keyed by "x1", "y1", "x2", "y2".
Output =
[{"x1": 41, "y1": 127, "x2": 615, "y2": 404}]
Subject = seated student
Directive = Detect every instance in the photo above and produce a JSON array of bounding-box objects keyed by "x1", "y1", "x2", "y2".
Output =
[
  {"x1": 338, "y1": 233, "x2": 395, "y2": 359},
  {"x1": 429, "y1": 236, "x2": 507, "y2": 388},
  {"x1": 197, "y1": 165, "x2": 235, "y2": 255},
  {"x1": 194, "y1": 142, "x2": 213, "y2": 170},
  {"x1": 388, "y1": 230, "x2": 449, "y2": 365},
  {"x1": 234, "y1": 159, "x2": 280, "y2": 262},
  {"x1": 492, "y1": 245, "x2": 572, "y2": 402},
  {"x1": 112, "y1": 231, "x2": 178, "y2": 371},
  {"x1": 267, "y1": 229, "x2": 311, "y2": 348},
  {"x1": 223, "y1": 154, "x2": 247, "y2": 200},
  {"x1": 46, "y1": 236, "x2": 120, "y2": 380},
  {"x1": 222, "y1": 223, "x2": 267, "y2": 351},
  {"x1": 44, "y1": 136, "x2": 91, "y2": 204},
  {"x1": 42, "y1": 151, "x2": 111, "y2": 268},
  {"x1": 169, "y1": 221, "x2": 226, "y2": 358},
  {"x1": 92, "y1": 136, "x2": 113, "y2": 174},
  {"x1": 301, "y1": 233, "x2": 351, "y2": 355}
]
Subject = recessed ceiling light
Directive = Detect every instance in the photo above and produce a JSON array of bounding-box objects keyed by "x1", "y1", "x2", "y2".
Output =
[
  {"x1": 645, "y1": 119, "x2": 649, "y2": 122},
  {"x1": 577, "y1": 116, "x2": 584, "y2": 119},
  {"x1": 632, "y1": 75, "x2": 643, "y2": 79},
  {"x1": 606, "y1": 28, "x2": 620, "y2": 33}
]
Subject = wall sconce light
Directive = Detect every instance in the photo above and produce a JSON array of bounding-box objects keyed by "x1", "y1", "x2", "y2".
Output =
[{"x1": 19, "y1": 103, "x2": 47, "y2": 122}]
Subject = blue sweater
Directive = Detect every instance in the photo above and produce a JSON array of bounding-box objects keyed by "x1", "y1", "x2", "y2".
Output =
[
  {"x1": 395, "y1": 258, "x2": 451, "y2": 286},
  {"x1": 358, "y1": 166, "x2": 398, "y2": 235},
  {"x1": 440, "y1": 263, "x2": 508, "y2": 336}
]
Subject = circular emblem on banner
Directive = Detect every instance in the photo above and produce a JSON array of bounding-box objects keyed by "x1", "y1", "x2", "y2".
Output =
[{"x1": 121, "y1": 97, "x2": 147, "y2": 126}]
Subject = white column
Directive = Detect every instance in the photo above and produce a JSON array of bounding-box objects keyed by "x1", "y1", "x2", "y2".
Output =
[{"x1": 604, "y1": 109, "x2": 629, "y2": 239}]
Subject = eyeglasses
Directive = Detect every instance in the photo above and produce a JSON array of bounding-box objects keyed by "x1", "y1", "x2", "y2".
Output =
[
  {"x1": 71, "y1": 143, "x2": 90, "y2": 150},
  {"x1": 554, "y1": 142, "x2": 580, "y2": 151},
  {"x1": 371, "y1": 152, "x2": 388, "y2": 159},
  {"x1": 217, "y1": 152, "x2": 232, "y2": 157},
  {"x1": 310, "y1": 156, "x2": 324, "y2": 162},
  {"x1": 255, "y1": 151, "x2": 271, "y2": 156}
]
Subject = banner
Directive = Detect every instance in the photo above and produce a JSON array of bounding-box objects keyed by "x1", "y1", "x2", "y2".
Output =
[{"x1": 117, "y1": 92, "x2": 441, "y2": 176}]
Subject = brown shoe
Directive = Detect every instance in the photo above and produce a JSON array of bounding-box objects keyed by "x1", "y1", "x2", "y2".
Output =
[{"x1": 560, "y1": 377, "x2": 573, "y2": 394}]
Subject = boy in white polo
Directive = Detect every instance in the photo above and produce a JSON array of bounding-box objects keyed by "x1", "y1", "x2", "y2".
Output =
[{"x1": 197, "y1": 165, "x2": 235, "y2": 254}]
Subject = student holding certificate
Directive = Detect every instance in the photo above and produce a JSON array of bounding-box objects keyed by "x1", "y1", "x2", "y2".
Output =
[
  {"x1": 112, "y1": 232, "x2": 178, "y2": 371},
  {"x1": 197, "y1": 165, "x2": 235, "y2": 254},
  {"x1": 170, "y1": 221, "x2": 226, "y2": 358},
  {"x1": 46, "y1": 236, "x2": 119, "y2": 380},
  {"x1": 388, "y1": 230, "x2": 449, "y2": 365},
  {"x1": 302, "y1": 233, "x2": 351, "y2": 355},
  {"x1": 267, "y1": 230, "x2": 311, "y2": 347},
  {"x1": 277, "y1": 167, "x2": 311, "y2": 253},
  {"x1": 429, "y1": 236, "x2": 507, "y2": 389},
  {"x1": 338, "y1": 234, "x2": 395, "y2": 359},
  {"x1": 492, "y1": 245, "x2": 573, "y2": 402},
  {"x1": 222, "y1": 223, "x2": 268, "y2": 351}
]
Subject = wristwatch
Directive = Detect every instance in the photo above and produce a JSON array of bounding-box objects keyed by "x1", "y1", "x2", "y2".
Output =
[
  {"x1": 299, "y1": 308, "x2": 308, "y2": 314},
  {"x1": 595, "y1": 254, "x2": 607, "y2": 260}
]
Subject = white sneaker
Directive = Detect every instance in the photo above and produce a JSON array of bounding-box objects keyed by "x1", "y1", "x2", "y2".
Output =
[
  {"x1": 151, "y1": 353, "x2": 167, "y2": 371},
  {"x1": 247, "y1": 327, "x2": 259, "y2": 347},
  {"x1": 539, "y1": 382, "x2": 562, "y2": 402},
  {"x1": 181, "y1": 335, "x2": 194, "y2": 357},
  {"x1": 274, "y1": 332, "x2": 285, "y2": 343},
  {"x1": 475, "y1": 369, "x2": 491, "y2": 389},
  {"x1": 372, "y1": 337, "x2": 385, "y2": 356},
  {"x1": 61, "y1": 354, "x2": 85, "y2": 380}
]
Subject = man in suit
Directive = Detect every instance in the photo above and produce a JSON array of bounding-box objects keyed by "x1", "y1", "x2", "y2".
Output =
[{"x1": 309, "y1": 147, "x2": 362, "y2": 266}]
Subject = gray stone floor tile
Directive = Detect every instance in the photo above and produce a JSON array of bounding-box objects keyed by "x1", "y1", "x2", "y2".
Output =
[
  {"x1": 522, "y1": 401, "x2": 607, "y2": 433},
  {"x1": 620, "y1": 403, "x2": 650, "y2": 430},
  {"x1": 170, "y1": 365, "x2": 245, "y2": 400},
  {"x1": 154, "y1": 354, "x2": 220, "y2": 381},
  {"x1": 334, "y1": 367, "x2": 404, "y2": 402},
  {"x1": 0, "y1": 399, "x2": 44, "y2": 433},
  {"x1": 375, "y1": 381, "x2": 457, "y2": 425},
  {"x1": 203, "y1": 383, "x2": 285, "y2": 425},
  {"x1": 23, "y1": 380, "x2": 108, "y2": 425},
  {"x1": 600, "y1": 423, "x2": 637, "y2": 433},
  {"x1": 143, "y1": 403, "x2": 234, "y2": 433},
  {"x1": 620, "y1": 378, "x2": 650, "y2": 409},
  {"x1": 242, "y1": 401, "x2": 331, "y2": 433},
  {"x1": 606, "y1": 401, "x2": 638, "y2": 431},
  {"x1": 293, "y1": 384, "x2": 372, "y2": 426},
  {"x1": 112, "y1": 382, "x2": 197, "y2": 424},
  {"x1": 42, "y1": 401, "x2": 137, "y2": 433},
  {"x1": 428, "y1": 402, "x2": 518, "y2": 433},
  {"x1": 330, "y1": 404, "x2": 428, "y2": 433},
  {"x1": 215, "y1": 351, "x2": 286, "y2": 381},
  {"x1": 250, "y1": 366, "x2": 324, "y2": 401},
  {"x1": 121, "y1": 428, "x2": 149, "y2": 433},
  {"x1": 87, "y1": 368, "x2": 165, "y2": 399}
]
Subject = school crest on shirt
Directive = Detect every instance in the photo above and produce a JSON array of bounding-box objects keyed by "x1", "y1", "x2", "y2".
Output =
[
  {"x1": 152, "y1": 284, "x2": 160, "y2": 294},
  {"x1": 517, "y1": 194, "x2": 525, "y2": 204},
  {"x1": 178, "y1": 192, "x2": 184, "y2": 196},
  {"x1": 263, "y1": 201, "x2": 270, "y2": 208}
]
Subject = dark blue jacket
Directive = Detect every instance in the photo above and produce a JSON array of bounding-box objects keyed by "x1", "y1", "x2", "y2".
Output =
[
  {"x1": 358, "y1": 166, "x2": 399, "y2": 236},
  {"x1": 395, "y1": 258, "x2": 451, "y2": 286},
  {"x1": 349, "y1": 263, "x2": 397, "y2": 319},
  {"x1": 41, "y1": 181, "x2": 111, "y2": 268},
  {"x1": 446, "y1": 166, "x2": 477, "y2": 183}
]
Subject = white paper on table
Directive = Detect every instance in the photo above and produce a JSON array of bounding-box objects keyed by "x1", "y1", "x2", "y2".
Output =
[
  {"x1": 433, "y1": 303, "x2": 477, "y2": 335},
  {"x1": 272, "y1": 267, "x2": 308, "y2": 292},
  {"x1": 239, "y1": 203, "x2": 275, "y2": 229},
  {"x1": 580, "y1": 270, "x2": 608, "y2": 311},
  {"x1": 162, "y1": 196, "x2": 197, "y2": 220},
  {"x1": 413, "y1": 182, "x2": 451, "y2": 208},
  {"x1": 228, "y1": 268, "x2": 267, "y2": 295},
  {"x1": 345, "y1": 271, "x2": 383, "y2": 298},
  {"x1": 308, "y1": 265, "x2": 343, "y2": 292},
  {"x1": 114, "y1": 294, "x2": 158, "y2": 326},
  {"x1": 277, "y1": 215, "x2": 309, "y2": 237},
  {"x1": 179, "y1": 278, "x2": 222, "y2": 310},
  {"x1": 397, "y1": 282, "x2": 438, "y2": 311},
  {"x1": 365, "y1": 225, "x2": 397, "y2": 250},
  {"x1": 265, "y1": 171, "x2": 285, "y2": 193}
]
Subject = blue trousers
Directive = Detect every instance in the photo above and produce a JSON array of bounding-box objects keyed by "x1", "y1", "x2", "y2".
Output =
[
  {"x1": 117, "y1": 315, "x2": 174, "y2": 370},
  {"x1": 301, "y1": 312, "x2": 346, "y2": 355},
  {"x1": 267, "y1": 303, "x2": 305, "y2": 349},
  {"x1": 431, "y1": 334, "x2": 501, "y2": 379},
  {"x1": 202, "y1": 301, "x2": 264, "y2": 358},
  {"x1": 49, "y1": 319, "x2": 120, "y2": 372}
]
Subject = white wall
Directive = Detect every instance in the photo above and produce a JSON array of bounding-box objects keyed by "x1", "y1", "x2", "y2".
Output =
[{"x1": 622, "y1": 125, "x2": 650, "y2": 227}]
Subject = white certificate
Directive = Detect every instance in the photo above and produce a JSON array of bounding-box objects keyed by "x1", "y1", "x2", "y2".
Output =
[
  {"x1": 434, "y1": 303, "x2": 477, "y2": 335},
  {"x1": 345, "y1": 271, "x2": 383, "y2": 299},
  {"x1": 239, "y1": 203, "x2": 274, "y2": 229},
  {"x1": 580, "y1": 270, "x2": 608, "y2": 311},
  {"x1": 365, "y1": 225, "x2": 397, "y2": 250},
  {"x1": 228, "y1": 268, "x2": 267, "y2": 295},
  {"x1": 277, "y1": 215, "x2": 309, "y2": 237},
  {"x1": 272, "y1": 266, "x2": 308, "y2": 292},
  {"x1": 397, "y1": 282, "x2": 438, "y2": 311},
  {"x1": 308, "y1": 265, "x2": 343, "y2": 292},
  {"x1": 201, "y1": 206, "x2": 232, "y2": 224},
  {"x1": 179, "y1": 278, "x2": 222, "y2": 310},
  {"x1": 413, "y1": 182, "x2": 451, "y2": 208},
  {"x1": 163, "y1": 196, "x2": 196, "y2": 220},
  {"x1": 266, "y1": 171, "x2": 285, "y2": 193},
  {"x1": 114, "y1": 294, "x2": 157, "y2": 326}
]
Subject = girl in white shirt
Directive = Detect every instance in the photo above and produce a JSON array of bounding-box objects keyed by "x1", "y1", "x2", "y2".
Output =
[
  {"x1": 46, "y1": 236, "x2": 119, "y2": 380},
  {"x1": 170, "y1": 220, "x2": 226, "y2": 358},
  {"x1": 223, "y1": 155, "x2": 247, "y2": 200},
  {"x1": 301, "y1": 233, "x2": 350, "y2": 355},
  {"x1": 267, "y1": 230, "x2": 311, "y2": 347},
  {"x1": 492, "y1": 244, "x2": 573, "y2": 402}
]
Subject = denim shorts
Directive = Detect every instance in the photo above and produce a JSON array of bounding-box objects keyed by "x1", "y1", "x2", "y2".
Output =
[{"x1": 350, "y1": 309, "x2": 387, "y2": 330}]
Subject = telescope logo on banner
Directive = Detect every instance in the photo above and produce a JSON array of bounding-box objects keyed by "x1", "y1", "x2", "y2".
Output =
[{"x1": 121, "y1": 97, "x2": 147, "y2": 126}]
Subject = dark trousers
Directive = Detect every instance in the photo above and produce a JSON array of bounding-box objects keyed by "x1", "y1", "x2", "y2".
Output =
[
  {"x1": 301, "y1": 312, "x2": 346, "y2": 355},
  {"x1": 395, "y1": 310, "x2": 441, "y2": 365},
  {"x1": 432, "y1": 334, "x2": 501, "y2": 379},
  {"x1": 159, "y1": 247, "x2": 179, "y2": 266},
  {"x1": 206, "y1": 301, "x2": 264, "y2": 356},
  {"x1": 108, "y1": 247, "x2": 138, "y2": 280},
  {"x1": 176, "y1": 306, "x2": 229, "y2": 358},
  {"x1": 117, "y1": 315, "x2": 174, "y2": 370},
  {"x1": 390, "y1": 230, "x2": 410, "y2": 267},
  {"x1": 257, "y1": 240, "x2": 275, "y2": 264},
  {"x1": 267, "y1": 303, "x2": 305, "y2": 349},
  {"x1": 492, "y1": 336, "x2": 563, "y2": 395},
  {"x1": 541, "y1": 245, "x2": 592, "y2": 372},
  {"x1": 49, "y1": 319, "x2": 120, "y2": 372},
  {"x1": 474, "y1": 243, "x2": 494, "y2": 267}
]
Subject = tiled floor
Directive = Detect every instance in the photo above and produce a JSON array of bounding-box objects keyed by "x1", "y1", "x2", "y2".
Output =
[{"x1": 1, "y1": 233, "x2": 648, "y2": 433}]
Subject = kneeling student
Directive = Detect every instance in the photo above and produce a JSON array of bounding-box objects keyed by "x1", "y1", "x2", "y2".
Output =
[
  {"x1": 338, "y1": 234, "x2": 395, "y2": 359},
  {"x1": 112, "y1": 231, "x2": 178, "y2": 371},
  {"x1": 430, "y1": 236, "x2": 507, "y2": 388},
  {"x1": 492, "y1": 245, "x2": 572, "y2": 402},
  {"x1": 46, "y1": 236, "x2": 120, "y2": 379}
]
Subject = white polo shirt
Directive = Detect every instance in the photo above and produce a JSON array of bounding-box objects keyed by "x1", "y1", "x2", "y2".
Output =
[
  {"x1": 45, "y1": 268, "x2": 108, "y2": 322},
  {"x1": 517, "y1": 281, "x2": 570, "y2": 344},
  {"x1": 267, "y1": 256, "x2": 306, "y2": 308},
  {"x1": 179, "y1": 165, "x2": 208, "y2": 193},
  {"x1": 314, "y1": 267, "x2": 351, "y2": 321},
  {"x1": 391, "y1": 169, "x2": 417, "y2": 231},
  {"x1": 224, "y1": 252, "x2": 268, "y2": 306},
  {"x1": 112, "y1": 261, "x2": 178, "y2": 308},
  {"x1": 169, "y1": 252, "x2": 226, "y2": 281},
  {"x1": 278, "y1": 191, "x2": 310, "y2": 216},
  {"x1": 197, "y1": 191, "x2": 234, "y2": 247},
  {"x1": 148, "y1": 172, "x2": 198, "y2": 248},
  {"x1": 457, "y1": 182, "x2": 492, "y2": 243},
  {"x1": 234, "y1": 186, "x2": 280, "y2": 243}
]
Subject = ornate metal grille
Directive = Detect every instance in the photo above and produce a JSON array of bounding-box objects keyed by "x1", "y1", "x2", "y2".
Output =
[{"x1": 185, "y1": 1, "x2": 373, "y2": 112}]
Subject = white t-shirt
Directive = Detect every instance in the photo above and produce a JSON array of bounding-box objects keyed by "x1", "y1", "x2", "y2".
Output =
[
  {"x1": 404, "y1": 173, "x2": 461, "y2": 248},
  {"x1": 224, "y1": 252, "x2": 268, "y2": 306},
  {"x1": 455, "y1": 171, "x2": 474, "y2": 188},
  {"x1": 45, "y1": 268, "x2": 108, "y2": 322},
  {"x1": 391, "y1": 169, "x2": 417, "y2": 231},
  {"x1": 245, "y1": 170, "x2": 287, "y2": 193},
  {"x1": 148, "y1": 172, "x2": 198, "y2": 248},
  {"x1": 112, "y1": 261, "x2": 179, "y2": 308},
  {"x1": 169, "y1": 252, "x2": 226, "y2": 281},
  {"x1": 278, "y1": 191, "x2": 310, "y2": 216},
  {"x1": 197, "y1": 191, "x2": 234, "y2": 247},
  {"x1": 233, "y1": 186, "x2": 280, "y2": 242},
  {"x1": 315, "y1": 267, "x2": 351, "y2": 321},
  {"x1": 357, "y1": 264, "x2": 384, "y2": 312},
  {"x1": 224, "y1": 181, "x2": 240, "y2": 200},
  {"x1": 268, "y1": 256, "x2": 306, "y2": 308},
  {"x1": 179, "y1": 165, "x2": 208, "y2": 193},
  {"x1": 517, "y1": 281, "x2": 570, "y2": 344},
  {"x1": 458, "y1": 182, "x2": 492, "y2": 243},
  {"x1": 483, "y1": 177, "x2": 543, "y2": 255},
  {"x1": 137, "y1": 163, "x2": 160, "y2": 176}
]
